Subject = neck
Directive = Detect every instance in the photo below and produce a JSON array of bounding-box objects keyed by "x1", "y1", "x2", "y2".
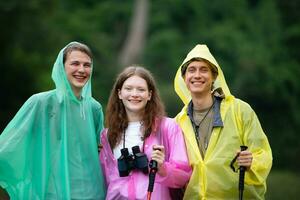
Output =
[
  {"x1": 127, "y1": 111, "x2": 142, "y2": 122},
  {"x1": 72, "y1": 88, "x2": 82, "y2": 100},
  {"x1": 192, "y1": 94, "x2": 214, "y2": 111},
  {"x1": 75, "y1": 93, "x2": 81, "y2": 99}
]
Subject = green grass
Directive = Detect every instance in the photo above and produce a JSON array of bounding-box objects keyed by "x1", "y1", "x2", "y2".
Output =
[{"x1": 266, "y1": 170, "x2": 300, "y2": 200}]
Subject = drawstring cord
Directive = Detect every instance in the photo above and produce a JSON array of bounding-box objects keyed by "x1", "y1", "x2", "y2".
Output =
[{"x1": 80, "y1": 101, "x2": 86, "y2": 120}]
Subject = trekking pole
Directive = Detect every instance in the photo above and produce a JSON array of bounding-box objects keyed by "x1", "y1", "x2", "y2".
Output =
[
  {"x1": 239, "y1": 145, "x2": 248, "y2": 200},
  {"x1": 147, "y1": 160, "x2": 158, "y2": 200}
]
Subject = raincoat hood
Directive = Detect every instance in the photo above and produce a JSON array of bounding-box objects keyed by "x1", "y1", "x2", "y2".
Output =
[
  {"x1": 52, "y1": 41, "x2": 92, "y2": 102},
  {"x1": 174, "y1": 44, "x2": 231, "y2": 105}
]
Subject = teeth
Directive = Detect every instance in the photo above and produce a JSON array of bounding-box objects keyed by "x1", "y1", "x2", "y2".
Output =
[
  {"x1": 74, "y1": 76, "x2": 85, "y2": 79},
  {"x1": 129, "y1": 100, "x2": 140, "y2": 103}
]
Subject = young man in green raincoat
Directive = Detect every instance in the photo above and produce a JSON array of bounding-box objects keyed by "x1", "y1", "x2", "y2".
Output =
[
  {"x1": 174, "y1": 44, "x2": 272, "y2": 199},
  {"x1": 0, "y1": 42, "x2": 105, "y2": 199}
]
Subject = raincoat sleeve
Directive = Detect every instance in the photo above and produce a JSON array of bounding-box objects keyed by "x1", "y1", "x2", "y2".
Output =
[
  {"x1": 0, "y1": 94, "x2": 39, "y2": 194},
  {"x1": 91, "y1": 98, "x2": 104, "y2": 145},
  {"x1": 155, "y1": 118, "x2": 192, "y2": 188},
  {"x1": 99, "y1": 129, "x2": 111, "y2": 187},
  {"x1": 238, "y1": 101, "x2": 272, "y2": 186}
]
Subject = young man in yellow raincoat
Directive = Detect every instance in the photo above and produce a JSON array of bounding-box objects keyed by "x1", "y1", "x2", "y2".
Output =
[{"x1": 174, "y1": 44, "x2": 272, "y2": 199}]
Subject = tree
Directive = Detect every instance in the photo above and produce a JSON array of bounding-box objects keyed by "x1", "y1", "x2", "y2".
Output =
[{"x1": 118, "y1": 0, "x2": 149, "y2": 67}]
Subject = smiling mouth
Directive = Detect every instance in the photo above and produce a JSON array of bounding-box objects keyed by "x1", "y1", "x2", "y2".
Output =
[
  {"x1": 74, "y1": 75, "x2": 87, "y2": 81},
  {"x1": 129, "y1": 100, "x2": 141, "y2": 103},
  {"x1": 192, "y1": 81, "x2": 204, "y2": 85}
]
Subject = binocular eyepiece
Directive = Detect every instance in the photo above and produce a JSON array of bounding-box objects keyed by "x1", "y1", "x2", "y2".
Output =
[{"x1": 117, "y1": 145, "x2": 149, "y2": 177}]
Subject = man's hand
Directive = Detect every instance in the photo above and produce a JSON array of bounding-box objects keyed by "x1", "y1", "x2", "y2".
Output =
[{"x1": 237, "y1": 150, "x2": 253, "y2": 169}]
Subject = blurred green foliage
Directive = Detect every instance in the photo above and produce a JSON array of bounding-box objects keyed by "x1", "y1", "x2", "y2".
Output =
[
  {"x1": 266, "y1": 170, "x2": 300, "y2": 200},
  {"x1": 1, "y1": 0, "x2": 299, "y2": 172}
]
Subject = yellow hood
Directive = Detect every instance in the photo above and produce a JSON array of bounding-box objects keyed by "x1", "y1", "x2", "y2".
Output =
[{"x1": 174, "y1": 44, "x2": 231, "y2": 105}]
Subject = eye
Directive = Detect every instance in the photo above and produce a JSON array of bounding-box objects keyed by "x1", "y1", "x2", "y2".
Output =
[
  {"x1": 200, "y1": 67, "x2": 209, "y2": 73},
  {"x1": 137, "y1": 88, "x2": 146, "y2": 92},
  {"x1": 124, "y1": 87, "x2": 132, "y2": 91},
  {"x1": 84, "y1": 63, "x2": 91, "y2": 68},
  {"x1": 71, "y1": 61, "x2": 80, "y2": 67},
  {"x1": 187, "y1": 67, "x2": 196, "y2": 73}
]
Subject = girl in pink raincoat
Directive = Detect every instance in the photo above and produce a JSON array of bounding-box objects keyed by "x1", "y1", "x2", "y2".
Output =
[{"x1": 99, "y1": 66, "x2": 191, "y2": 200}]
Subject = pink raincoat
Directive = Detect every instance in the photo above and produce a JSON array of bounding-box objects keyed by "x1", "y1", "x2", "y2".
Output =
[{"x1": 99, "y1": 117, "x2": 191, "y2": 200}]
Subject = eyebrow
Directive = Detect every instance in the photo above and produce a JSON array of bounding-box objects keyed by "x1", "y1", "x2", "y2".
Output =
[
  {"x1": 70, "y1": 60, "x2": 92, "y2": 64},
  {"x1": 188, "y1": 65, "x2": 209, "y2": 69}
]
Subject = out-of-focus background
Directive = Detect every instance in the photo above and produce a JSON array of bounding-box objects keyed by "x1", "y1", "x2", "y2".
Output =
[{"x1": 1, "y1": 0, "x2": 299, "y2": 199}]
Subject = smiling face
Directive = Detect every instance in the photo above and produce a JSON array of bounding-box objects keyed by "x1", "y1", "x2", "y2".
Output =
[
  {"x1": 118, "y1": 75, "x2": 152, "y2": 121},
  {"x1": 64, "y1": 50, "x2": 92, "y2": 98},
  {"x1": 184, "y1": 60, "x2": 215, "y2": 97}
]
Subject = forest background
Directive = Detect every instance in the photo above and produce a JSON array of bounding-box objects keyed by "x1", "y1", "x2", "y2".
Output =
[{"x1": 1, "y1": 0, "x2": 299, "y2": 199}]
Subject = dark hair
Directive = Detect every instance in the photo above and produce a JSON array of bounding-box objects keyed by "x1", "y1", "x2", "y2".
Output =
[
  {"x1": 63, "y1": 42, "x2": 93, "y2": 63},
  {"x1": 181, "y1": 57, "x2": 218, "y2": 79},
  {"x1": 105, "y1": 66, "x2": 165, "y2": 149}
]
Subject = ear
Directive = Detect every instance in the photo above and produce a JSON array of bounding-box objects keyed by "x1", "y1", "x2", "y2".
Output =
[
  {"x1": 148, "y1": 90, "x2": 152, "y2": 101},
  {"x1": 118, "y1": 89, "x2": 122, "y2": 99},
  {"x1": 211, "y1": 80, "x2": 216, "y2": 91},
  {"x1": 183, "y1": 73, "x2": 188, "y2": 83}
]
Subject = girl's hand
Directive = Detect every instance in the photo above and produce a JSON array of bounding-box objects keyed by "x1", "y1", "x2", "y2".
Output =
[{"x1": 151, "y1": 145, "x2": 166, "y2": 176}]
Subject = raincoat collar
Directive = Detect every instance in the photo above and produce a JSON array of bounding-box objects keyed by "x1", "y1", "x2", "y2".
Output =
[
  {"x1": 51, "y1": 41, "x2": 93, "y2": 103},
  {"x1": 187, "y1": 96, "x2": 224, "y2": 128},
  {"x1": 174, "y1": 44, "x2": 231, "y2": 105}
]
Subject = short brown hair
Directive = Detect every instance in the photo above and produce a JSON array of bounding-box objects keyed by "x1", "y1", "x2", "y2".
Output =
[
  {"x1": 181, "y1": 57, "x2": 218, "y2": 79},
  {"x1": 63, "y1": 42, "x2": 92, "y2": 63}
]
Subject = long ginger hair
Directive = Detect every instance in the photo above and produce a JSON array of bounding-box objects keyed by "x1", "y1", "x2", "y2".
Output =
[{"x1": 105, "y1": 66, "x2": 165, "y2": 149}]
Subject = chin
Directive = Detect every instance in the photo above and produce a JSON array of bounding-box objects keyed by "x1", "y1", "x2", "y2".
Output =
[
  {"x1": 75, "y1": 82, "x2": 87, "y2": 87},
  {"x1": 191, "y1": 89, "x2": 204, "y2": 93}
]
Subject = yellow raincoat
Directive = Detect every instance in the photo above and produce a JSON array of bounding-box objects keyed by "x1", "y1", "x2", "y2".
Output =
[{"x1": 174, "y1": 45, "x2": 272, "y2": 200}]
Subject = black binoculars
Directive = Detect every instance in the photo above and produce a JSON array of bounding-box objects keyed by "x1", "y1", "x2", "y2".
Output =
[{"x1": 117, "y1": 145, "x2": 149, "y2": 177}]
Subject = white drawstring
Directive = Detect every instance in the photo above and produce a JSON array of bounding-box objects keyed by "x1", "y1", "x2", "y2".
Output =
[{"x1": 80, "y1": 101, "x2": 86, "y2": 120}]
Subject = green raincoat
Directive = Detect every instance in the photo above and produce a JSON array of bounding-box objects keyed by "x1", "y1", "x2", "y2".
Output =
[
  {"x1": 0, "y1": 42, "x2": 105, "y2": 200},
  {"x1": 174, "y1": 44, "x2": 272, "y2": 200}
]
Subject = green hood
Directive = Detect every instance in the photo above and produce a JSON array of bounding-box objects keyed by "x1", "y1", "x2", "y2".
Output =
[{"x1": 52, "y1": 41, "x2": 93, "y2": 102}]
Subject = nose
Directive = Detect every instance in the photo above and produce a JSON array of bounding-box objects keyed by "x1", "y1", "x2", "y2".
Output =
[
  {"x1": 78, "y1": 64, "x2": 85, "y2": 72},
  {"x1": 131, "y1": 89, "x2": 139, "y2": 97},
  {"x1": 194, "y1": 69, "x2": 202, "y2": 78}
]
